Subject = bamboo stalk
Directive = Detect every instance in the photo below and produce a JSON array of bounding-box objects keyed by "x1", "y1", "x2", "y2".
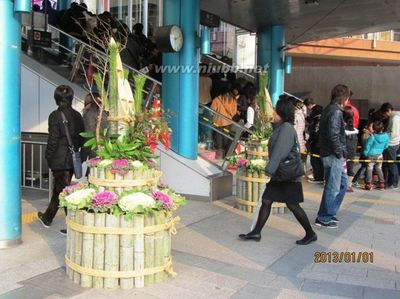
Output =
[
  {"x1": 258, "y1": 172, "x2": 266, "y2": 209},
  {"x1": 115, "y1": 173, "x2": 123, "y2": 195},
  {"x1": 98, "y1": 168, "x2": 105, "y2": 192},
  {"x1": 105, "y1": 170, "x2": 115, "y2": 192},
  {"x1": 104, "y1": 214, "x2": 120, "y2": 289},
  {"x1": 162, "y1": 213, "x2": 171, "y2": 280},
  {"x1": 73, "y1": 210, "x2": 84, "y2": 284},
  {"x1": 66, "y1": 209, "x2": 75, "y2": 279},
  {"x1": 153, "y1": 213, "x2": 165, "y2": 283},
  {"x1": 241, "y1": 170, "x2": 247, "y2": 211},
  {"x1": 252, "y1": 172, "x2": 259, "y2": 214},
  {"x1": 120, "y1": 216, "x2": 134, "y2": 289},
  {"x1": 81, "y1": 211, "x2": 95, "y2": 287},
  {"x1": 93, "y1": 213, "x2": 105, "y2": 288},
  {"x1": 89, "y1": 166, "x2": 96, "y2": 178},
  {"x1": 144, "y1": 214, "x2": 155, "y2": 286},
  {"x1": 124, "y1": 171, "x2": 134, "y2": 194},
  {"x1": 236, "y1": 168, "x2": 241, "y2": 210},
  {"x1": 246, "y1": 170, "x2": 252, "y2": 213},
  {"x1": 133, "y1": 214, "x2": 145, "y2": 288}
]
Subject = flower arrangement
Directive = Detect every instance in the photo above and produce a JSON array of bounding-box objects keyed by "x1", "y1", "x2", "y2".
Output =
[{"x1": 60, "y1": 184, "x2": 186, "y2": 218}]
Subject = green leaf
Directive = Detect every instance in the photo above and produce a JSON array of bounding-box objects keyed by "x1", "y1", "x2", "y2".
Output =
[{"x1": 80, "y1": 131, "x2": 95, "y2": 138}]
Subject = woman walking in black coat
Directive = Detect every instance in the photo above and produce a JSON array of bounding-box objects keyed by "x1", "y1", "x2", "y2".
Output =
[
  {"x1": 239, "y1": 97, "x2": 317, "y2": 245},
  {"x1": 38, "y1": 85, "x2": 84, "y2": 228}
]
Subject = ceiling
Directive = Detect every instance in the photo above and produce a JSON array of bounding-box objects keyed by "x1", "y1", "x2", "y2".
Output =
[{"x1": 200, "y1": 0, "x2": 400, "y2": 43}]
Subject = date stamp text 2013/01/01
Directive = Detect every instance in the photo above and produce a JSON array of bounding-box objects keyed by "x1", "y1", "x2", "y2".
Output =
[{"x1": 314, "y1": 251, "x2": 374, "y2": 263}]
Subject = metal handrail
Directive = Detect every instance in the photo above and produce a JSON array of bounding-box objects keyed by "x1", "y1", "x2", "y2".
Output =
[
  {"x1": 203, "y1": 54, "x2": 256, "y2": 81},
  {"x1": 47, "y1": 24, "x2": 162, "y2": 85}
]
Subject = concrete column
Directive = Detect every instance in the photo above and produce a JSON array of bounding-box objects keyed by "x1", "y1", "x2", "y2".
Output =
[
  {"x1": 0, "y1": 0, "x2": 30, "y2": 248},
  {"x1": 257, "y1": 25, "x2": 285, "y2": 106},
  {"x1": 162, "y1": 0, "x2": 199, "y2": 159}
]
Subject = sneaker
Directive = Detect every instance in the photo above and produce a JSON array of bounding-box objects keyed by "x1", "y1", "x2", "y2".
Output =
[
  {"x1": 387, "y1": 185, "x2": 399, "y2": 190},
  {"x1": 59, "y1": 229, "x2": 67, "y2": 236},
  {"x1": 307, "y1": 179, "x2": 324, "y2": 184},
  {"x1": 377, "y1": 183, "x2": 385, "y2": 191},
  {"x1": 365, "y1": 183, "x2": 372, "y2": 191},
  {"x1": 331, "y1": 216, "x2": 339, "y2": 223},
  {"x1": 315, "y1": 218, "x2": 338, "y2": 229},
  {"x1": 37, "y1": 212, "x2": 51, "y2": 228},
  {"x1": 346, "y1": 187, "x2": 354, "y2": 193}
]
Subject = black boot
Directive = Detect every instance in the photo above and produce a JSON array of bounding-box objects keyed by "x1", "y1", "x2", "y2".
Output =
[
  {"x1": 296, "y1": 232, "x2": 317, "y2": 245},
  {"x1": 238, "y1": 233, "x2": 261, "y2": 242}
]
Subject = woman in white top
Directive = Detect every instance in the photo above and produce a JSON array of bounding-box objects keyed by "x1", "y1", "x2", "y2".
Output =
[{"x1": 245, "y1": 95, "x2": 258, "y2": 129}]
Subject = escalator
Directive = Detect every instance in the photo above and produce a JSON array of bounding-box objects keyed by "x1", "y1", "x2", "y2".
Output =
[{"x1": 20, "y1": 21, "x2": 234, "y2": 201}]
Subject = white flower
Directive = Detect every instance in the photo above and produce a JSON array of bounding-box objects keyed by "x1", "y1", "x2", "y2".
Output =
[
  {"x1": 250, "y1": 159, "x2": 267, "y2": 168},
  {"x1": 65, "y1": 188, "x2": 96, "y2": 205},
  {"x1": 131, "y1": 160, "x2": 144, "y2": 168},
  {"x1": 98, "y1": 159, "x2": 112, "y2": 168},
  {"x1": 118, "y1": 192, "x2": 156, "y2": 212},
  {"x1": 260, "y1": 140, "x2": 269, "y2": 145}
]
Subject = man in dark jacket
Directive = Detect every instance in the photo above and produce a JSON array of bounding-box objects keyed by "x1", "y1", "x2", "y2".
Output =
[
  {"x1": 315, "y1": 84, "x2": 350, "y2": 229},
  {"x1": 38, "y1": 85, "x2": 84, "y2": 231}
]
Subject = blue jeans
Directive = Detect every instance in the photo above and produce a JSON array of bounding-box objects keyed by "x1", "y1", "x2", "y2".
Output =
[
  {"x1": 317, "y1": 155, "x2": 348, "y2": 224},
  {"x1": 383, "y1": 144, "x2": 399, "y2": 187}
]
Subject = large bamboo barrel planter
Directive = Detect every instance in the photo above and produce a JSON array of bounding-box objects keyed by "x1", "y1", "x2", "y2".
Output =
[
  {"x1": 65, "y1": 168, "x2": 177, "y2": 289},
  {"x1": 65, "y1": 210, "x2": 177, "y2": 289},
  {"x1": 235, "y1": 142, "x2": 287, "y2": 214}
]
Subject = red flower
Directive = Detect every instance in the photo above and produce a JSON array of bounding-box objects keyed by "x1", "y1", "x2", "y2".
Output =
[
  {"x1": 159, "y1": 130, "x2": 171, "y2": 151},
  {"x1": 146, "y1": 133, "x2": 158, "y2": 153}
]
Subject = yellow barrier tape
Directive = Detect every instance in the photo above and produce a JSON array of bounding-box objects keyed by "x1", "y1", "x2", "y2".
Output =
[
  {"x1": 65, "y1": 256, "x2": 177, "y2": 278},
  {"x1": 301, "y1": 152, "x2": 400, "y2": 163}
]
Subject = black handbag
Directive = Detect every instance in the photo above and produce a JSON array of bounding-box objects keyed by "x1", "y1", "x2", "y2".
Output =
[
  {"x1": 274, "y1": 138, "x2": 305, "y2": 181},
  {"x1": 60, "y1": 111, "x2": 83, "y2": 179}
]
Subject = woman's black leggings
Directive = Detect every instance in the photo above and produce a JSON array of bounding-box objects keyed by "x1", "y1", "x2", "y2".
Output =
[{"x1": 250, "y1": 199, "x2": 314, "y2": 236}]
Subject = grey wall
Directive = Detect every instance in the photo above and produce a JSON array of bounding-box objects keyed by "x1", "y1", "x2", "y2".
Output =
[{"x1": 285, "y1": 66, "x2": 400, "y2": 115}]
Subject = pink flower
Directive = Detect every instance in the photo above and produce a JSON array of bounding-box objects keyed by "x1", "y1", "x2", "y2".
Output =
[
  {"x1": 63, "y1": 182, "x2": 84, "y2": 194},
  {"x1": 152, "y1": 191, "x2": 174, "y2": 209},
  {"x1": 92, "y1": 191, "x2": 118, "y2": 206},
  {"x1": 87, "y1": 157, "x2": 102, "y2": 167},
  {"x1": 158, "y1": 182, "x2": 169, "y2": 189},
  {"x1": 111, "y1": 159, "x2": 130, "y2": 175},
  {"x1": 237, "y1": 158, "x2": 249, "y2": 167}
]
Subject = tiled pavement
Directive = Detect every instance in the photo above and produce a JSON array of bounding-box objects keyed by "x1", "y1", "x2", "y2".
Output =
[{"x1": 1, "y1": 182, "x2": 400, "y2": 299}]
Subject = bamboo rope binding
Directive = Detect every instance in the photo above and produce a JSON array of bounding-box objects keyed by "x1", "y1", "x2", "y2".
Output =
[
  {"x1": 247, "y1": 150, "x2": 268, "y2": 157},
  {"x1": 65, "y1": 256, "x2": 177, "y2": 278},
  {"x1": 107, "y1": 115, "x2": 134, "y2": 123},
  {"x1": 89, "y1": 171, "x2": 161, "y2": 188},
  {"x1": 67, "y1": 216, "x2": 180, "y2": 235},
  {"x1": 237, "y1": 175, "x2": 268, "y2": 183}
]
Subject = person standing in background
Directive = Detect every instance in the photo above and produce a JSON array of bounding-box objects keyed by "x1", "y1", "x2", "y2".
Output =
[
  {"x1": 344, "y1": 91, "x2": 360, "y2": 129},
  {"x1": 381, "y1": 103, "x2": 400, "y2": 189},
  {"x1": 305, "y1": 98, "x2": 324, "y2": 184},
  {"x1": 344, "y1": 107, "x2": 359, "y2": 192}
]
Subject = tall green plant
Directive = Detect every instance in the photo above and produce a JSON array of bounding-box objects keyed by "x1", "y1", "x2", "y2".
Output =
[
  {"x1": 108, "y1": 41, "x2": 119, "y2": 133},
  {"x1": 134, "y1": 75, "x2": 146, "y2": 115},
  {"x1": 257, "y1": 71, "x2": 269, "y2": 115}
]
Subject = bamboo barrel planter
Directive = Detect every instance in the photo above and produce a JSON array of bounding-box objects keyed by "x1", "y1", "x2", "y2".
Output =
[
  {"x1": 235, "y1": 142, "x2": 287, "y2": 214},
  {"x1": 65, "y1": 169, "x2": 177, "y2": 289}
]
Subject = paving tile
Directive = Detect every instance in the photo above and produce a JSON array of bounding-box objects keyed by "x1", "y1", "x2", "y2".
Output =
[
  {"x1": 363, "y1": 287, "x2": 400, "y2": 299},
  {"x1": 301, "y1": 280, "x2": 363, "y2": 298},
  {"x1": 297, "y1": 270, "x2": 338, "y2": 282},
  {"x1": 367, "y1": 269, "x2": 400, "y2": 281},
  {"x1": 336, "y1": 273, "x2": 396, "y2": 290},
  {"x1": 229, "y1": 284, "x2": 281, "y2": 299}
]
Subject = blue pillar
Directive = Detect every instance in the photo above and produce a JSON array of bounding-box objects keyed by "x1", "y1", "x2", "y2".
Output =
[
  {"x1": 57, "y1": 0, "x2": 71, "y2": 11},
  {"x1": 162, "y1": 0, "x2": 199, "y2": 159},
  {"x1": 0, "y1": 0, "x2": 30, "y2": 248},
  {"x1": 257, "y1": 25, "x2": 285, "y2": 106},
  {"x1": 201, "y1": 26, "x2": 211, "y2": 55}
]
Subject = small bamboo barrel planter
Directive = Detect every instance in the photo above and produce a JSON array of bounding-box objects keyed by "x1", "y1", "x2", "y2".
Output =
[
  {"x1": 235, "y1": 143, "x2": 287, "y2": 214},
  {"x1": 65, "y1": 169, "x2": 177, "y2": 289}
]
